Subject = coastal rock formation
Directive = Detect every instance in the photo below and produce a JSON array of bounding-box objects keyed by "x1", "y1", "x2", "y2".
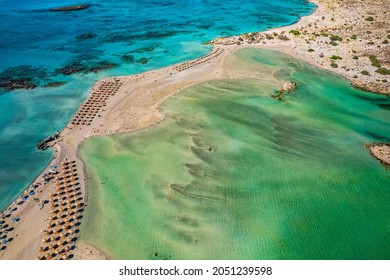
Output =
[
  {"x1": 281, "y1": 81, "x2": 297, "y2": 93},
  {"x1": 49, "y1": 4, "x2": 89, "y2": 12},
  {"x1": 368, "y1": 144, "x2": 390, "y2": 166},
  {"x1": 271, "y1": 81, "x2": 297, "y2": 101},
  {"x1": 36, "y1": 132, "x2": 60, "y2": 150}
]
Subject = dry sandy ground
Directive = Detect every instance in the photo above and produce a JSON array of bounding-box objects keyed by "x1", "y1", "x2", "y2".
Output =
[{"x1": 1, "y1": 0, "x2": 389, "y2": 260}]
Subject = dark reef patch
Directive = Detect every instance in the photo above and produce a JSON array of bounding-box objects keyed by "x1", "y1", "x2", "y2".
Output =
[
  {"x1": 43, "y1": 81, "x2": 67, "y2": 88},
  {"x1": 0, "y1": 65, "x2": 49, "y2": 91},
  {"x1": 0, "y1": 78, "x2": 37, "y2": 91},
  {"x1": 75, "y1": 33, "x2": 97, "y2": 40},
  {"x1": 121, "y1": 54, "x2": 135, "y2": 63},
  {"x1": 56, "y1": 60, "x2": 117, "y2": 75}
]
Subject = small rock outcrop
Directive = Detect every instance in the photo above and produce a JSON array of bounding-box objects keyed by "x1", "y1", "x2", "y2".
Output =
[
  {"x1": 36, "y1": 133, "x2": 60, "y2": 150},
  {"x1": 281, "y1": 82, "x2": 297, "y2": 93},
  {"x1": 271, "y1": 81, "x2": 297, "y2": 101}
]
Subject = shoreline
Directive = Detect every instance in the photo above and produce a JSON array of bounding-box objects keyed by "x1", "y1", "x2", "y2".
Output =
[{"x1": 1, "y1": 0, "x2": 389, "y2": 260}]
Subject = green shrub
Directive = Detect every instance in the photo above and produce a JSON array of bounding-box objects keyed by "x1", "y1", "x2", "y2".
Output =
[
  {"x1": 330, "y1": 41, "x2": 338, "y2": 46},
  {"x1": 382, "y1": 40, "x2": 389, "y2": 44},
  {"x1": 365, "y1": 16, "x2": 374, "y2": 21},
  {"x1": 289, "y1": 30, "x2": 301, "y2": 36},
  {"x1": 369, "y1": 55, "x2": 381, "y2": 68},
  {"x1": 352, "y1": 55, "x2": 359, "y2": 60},
  {"x1": 351, "y1": 35, "x2": 357, "y2": 40},
  {"x1": 330, "y1": 34, "x2": 343, "y2": 41},
  {"x1": 308, "y1": 48, "x2": 315, "y2": 52},
  {"x1": 361, "y1": 70, "x2": 370, "y2": 76},
  {"x1": 376, "y1": 68, "x2": 390, "y2": 75},
  {"x1": 367, "y1": 41, "x2": 375, "y2": 45},
  {"x1": 330, "y1": 55, "x2": 342, "y2": 60},
  {"x1": 330, "y1": 62, "x2": 338, "y2": 68}
]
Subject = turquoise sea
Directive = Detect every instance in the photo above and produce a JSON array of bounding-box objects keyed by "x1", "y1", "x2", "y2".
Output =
[
  {"x1": 79, "y1": 48, "x2": 390, "y2": 259},
  {"x1": 0, "y1": 0, "x2": 316, "y2": 210}
]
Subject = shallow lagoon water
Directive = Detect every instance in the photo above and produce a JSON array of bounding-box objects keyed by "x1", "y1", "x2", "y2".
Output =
[
  {"x1": 79, "y1": 49, "x2": 390, "y2": 259},
  {"x1": 0, "y1": 0, "x2": 316, "y2": 210}
]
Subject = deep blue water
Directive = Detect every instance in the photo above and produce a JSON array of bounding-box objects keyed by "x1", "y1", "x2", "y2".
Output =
[{"x1": 0, "y1": 0, "x2": 316, "y2": 210}]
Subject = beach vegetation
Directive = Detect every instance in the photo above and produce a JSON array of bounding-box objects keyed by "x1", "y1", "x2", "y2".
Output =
[
  {"x1": 351, "y1": 34, "x2": 357, "y2": 40},
  {"x1": 365, "y1": 16, "x2": 374, "y2": 21},
  {"x1": 308, "y1": 48, "x2": 315, "y2": 52},
  {"x1": 353, "y1": 55, "x2": 359, "y2": 60},
  {"x1": 238, "y1": 37, "x2": 243, "y2": 41},
  {"x1": 278, "y1": 34, "x2": 290, "y2": 41},
  {"x1": 382, "y1": 40, "x2": 389, "y2": 44},
  {"x1": 330, "y1": 55, "x2": 342, "y2": 60},
  {"x1": 353, "y1": 75, "x2": 358, "y2": 78},
  {"x1": 361, "y1": 70, "x2": 370, "y2": 76},
  {"x1": 376, "y1": 68, "x2": 390, "y2": 75},
  {"x1": 330, "y1": 62, "x2": 338, "y2": 68},
  {"x1": 367, "y1": 41, "x2": 375, "y2": 45},
  {"x1": 321, "y1": 32, "x2": 329, "y2": 37},
  {"x1": 382, "y1": 79, "x2": 388, "y2": 83},
  {"x1": 265, "y1": 33, "x2": 274, "y2": 40},
  {"x1": 369, "y1": 55, "x2": 381, "y2": 68},
  {"x1": 330, "y1": 35, "x2": 343, "y2": 41},
  {"x1": 330, "y1": 41, "x2": 338, "y2": 46},
  {"x1": 236, "y1": 41, "x2": 241, "y2": 45},
  {"x1": 289, "y1": 30, "x2": 301, "y2": 36},
  {"x1": 387, "y1": 34, "x2": 390, "y2": 39}
]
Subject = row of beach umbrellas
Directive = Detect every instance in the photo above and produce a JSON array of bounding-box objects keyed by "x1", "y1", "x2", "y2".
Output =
[
  {"x1": 71, "y1": 81, "x2": 123, "y2": 127},
  {"x1": 37, "y1": 160, "x2": 84, "y2": 260},
  {"x1": 174, "y1": 48, "x2": 224, "y2": 72}
]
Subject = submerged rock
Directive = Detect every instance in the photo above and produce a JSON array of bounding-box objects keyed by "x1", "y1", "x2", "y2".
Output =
[
  {"x1": 49, "y1": 4, "x2": 90, "y2": 12},
  {"x1": 0, "y1": 78, "x2": 37, "y2": 91},
  {"x1": 75, "y1": 34, "x2": 96, "y2": 40},
  {"x1": 56, "y1": 61, "x2": 117, "y2": 75},
  {"x1": 43, "y1": 81, "x2": 66, "y2": 88}
]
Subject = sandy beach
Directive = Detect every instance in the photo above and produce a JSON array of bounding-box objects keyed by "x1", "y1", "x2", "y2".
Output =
[{"x1": 1, "y1": 0, "x2": 389, "y2": 260}]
